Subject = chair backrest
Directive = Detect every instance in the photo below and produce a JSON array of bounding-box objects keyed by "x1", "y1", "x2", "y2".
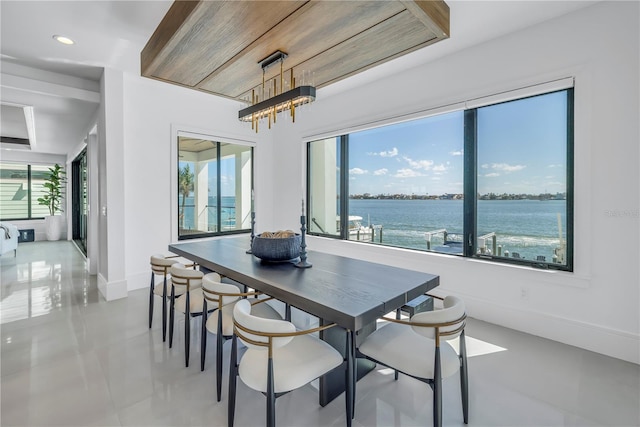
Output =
[
  {"x1": 233, "y1": 299, "x2": 295, "y2": 351},
  {"x1": 410, "y1": 296, "x2": 466, "y2": 341},
  {"x1": 202, "y1": 274, "x2": 242, "y2": 308},
  {"x1": 170, "y1": 263, "x2": 204, "y2": 290},
  {"x1": 150, "y1": 254, "x2": 179, "y2": 275}
]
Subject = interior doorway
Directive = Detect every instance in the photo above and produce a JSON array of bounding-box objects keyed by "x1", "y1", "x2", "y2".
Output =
[{"x1": 71, "y1": 149, "x2": 88, "y2": 255}]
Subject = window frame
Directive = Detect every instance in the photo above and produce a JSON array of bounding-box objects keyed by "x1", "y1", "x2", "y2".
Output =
[
  {"x1": 0, "y1": 162, "x2": 57, "y2": 221},
  {"x1": 306, "y1": 83, "x2": 574, "y2": 272},
  {"x1": 171, "y1": 127, "x2": 256, "y2": 242}
]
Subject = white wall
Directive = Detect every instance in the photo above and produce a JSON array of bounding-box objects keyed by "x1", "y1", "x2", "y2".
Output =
[
  {"x1": 265, "y1": 1, "x2": 639, "y2": 363},
  {"x1": 121, "y1": 74, "x2": 264, "y2": 293},
  {"x1": 97, "y1": 68, "x2": 127, "y2": 300}
]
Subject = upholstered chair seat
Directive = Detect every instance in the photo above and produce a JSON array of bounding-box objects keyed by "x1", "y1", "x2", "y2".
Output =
[
  {"x1": 358, "y1": 322, "x2": 461, "y2": 380},
  {"x1": 239, "y1": 332, "x2": 343, "y2": 394},
  {"x1": 169, "y1": 264, "x2": 218, "y2": 367},
  {"x1": 228, "y1": 299, "x2": 350, "y2": 427},
  {"x1": 357, "y1": 295, "x2": 468, "y2": 427},
  {"x1": 201, "y1": 275, "x2": 281, "y2": 401},
  {"x1": 149, "y1": 254, "x2": 197, "y2": 342}
]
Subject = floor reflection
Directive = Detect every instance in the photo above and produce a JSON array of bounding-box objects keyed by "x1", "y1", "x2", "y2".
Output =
[{"x1": 0, "y1": 242, "x2": 91, "y2": 324}]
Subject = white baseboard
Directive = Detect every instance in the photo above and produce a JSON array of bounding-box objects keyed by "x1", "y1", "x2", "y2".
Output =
[
  {"x1": 97, "y1": 273, "x2": 128, "y2": 301},
  {"x1": 455, "y1": 291, "x2": 640, "y2": 365}
]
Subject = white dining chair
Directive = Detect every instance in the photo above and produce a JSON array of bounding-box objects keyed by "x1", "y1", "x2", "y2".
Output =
[
  {"x1": 357, "y1": 295, "x2": 468, "y2": 427},
  {"x1": 228, "y1": 299, "x2": 350, "y2": 427},
  {"x1": 149, "y1": 254, "x2": 196, "y2": 342},
  {"x1": 200, "y1": 274, "x2": 282, "y2": 401},
  {"x1": 169, "y1": 263, "x2": 213, "y2": 367}
]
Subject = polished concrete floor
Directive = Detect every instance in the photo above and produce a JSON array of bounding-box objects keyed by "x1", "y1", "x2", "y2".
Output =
[{"x1": 1, "y1": 241, "x2": 639, "y2": 427}]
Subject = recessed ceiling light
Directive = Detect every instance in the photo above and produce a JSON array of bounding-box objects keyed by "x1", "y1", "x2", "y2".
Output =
[{"x1": 52, "y1": 35, "x2": 74, "y2": 45}]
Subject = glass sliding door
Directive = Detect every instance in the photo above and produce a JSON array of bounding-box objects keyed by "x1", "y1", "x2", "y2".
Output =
[{"x1": 178, "y1": 136, "x2": 253, "y2": 240}]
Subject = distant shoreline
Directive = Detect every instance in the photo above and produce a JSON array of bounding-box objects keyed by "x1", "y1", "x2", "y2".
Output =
[{"x1": 350, "y1": 193, "x2": 566, "y2": 201}]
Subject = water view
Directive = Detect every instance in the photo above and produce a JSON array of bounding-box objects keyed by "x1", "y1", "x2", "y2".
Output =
[
  {"x1": 181, "y1": 195, "x2": 567, "y2": 263},
  {"x1": 349, "y1": 198, "x2": 566, "y2": 261}
]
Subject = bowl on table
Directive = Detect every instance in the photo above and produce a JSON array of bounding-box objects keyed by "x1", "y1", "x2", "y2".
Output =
[{"x1": 251, "y1": 230, "x2": 302, "y2": 262}]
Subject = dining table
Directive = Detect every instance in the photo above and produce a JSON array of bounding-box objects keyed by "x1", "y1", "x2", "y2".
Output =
[{"x1": 168, "y1": 234, "x2": 439, "y2": 407}]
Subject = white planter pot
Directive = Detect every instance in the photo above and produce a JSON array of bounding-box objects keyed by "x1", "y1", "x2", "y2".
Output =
[{"x1": 45, "y1": 215, "x2": 62, "y2": 241}]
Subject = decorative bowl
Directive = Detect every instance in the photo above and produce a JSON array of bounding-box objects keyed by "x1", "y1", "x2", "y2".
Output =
[{"x1": 251, "y1": 233, "x2": 302, "y2": 262}]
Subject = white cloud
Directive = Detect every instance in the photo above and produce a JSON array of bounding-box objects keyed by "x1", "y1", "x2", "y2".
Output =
[
  {"x1": 433, "y1": 164, "x2": 447, "y2": 172},
  {"x1": 484, "y1": 173, "x2": 500, "y2": 177},
  {"x1": 481, "y1": 163, "x2": 526, "y2": 173},
  {"x1": 368, "y1": 147, "x2": 398, "y2": 157},
  {"x1": 393, "y1": 168, "x2": 424, "y2": 178},
  {"x1": 373, "y1": 168, "x2": 388, "y2": 176},
  {"x1": 380, "y1": 147, "x2": 398, "y2": 157},
  {"x1": 450, "y1": 150, "x2": 464, "y2": 156},
  {"x1": 403, "y1": 156, "x2": 434, "y2": 170},
  {"x1": 349, "y1": 168, "x2": 368, "y2": 175}
]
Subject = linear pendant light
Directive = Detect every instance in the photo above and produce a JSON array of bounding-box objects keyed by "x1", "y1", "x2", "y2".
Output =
[{"x1": 238, "y1": 51, "x2": 316, "y2": 132}]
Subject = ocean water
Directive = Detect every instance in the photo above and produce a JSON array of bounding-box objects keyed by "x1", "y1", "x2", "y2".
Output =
[
  {"x1": 181, "y1": 196, "x2": 567, "y2": 262},
  {"x1": 348, "y1": 199, "x2": 567, "y2": 261}
]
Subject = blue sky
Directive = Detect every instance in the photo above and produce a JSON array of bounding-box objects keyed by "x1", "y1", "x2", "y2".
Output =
[{"x1": 347, "y1": 91, "x2": 568, "y2": 196}]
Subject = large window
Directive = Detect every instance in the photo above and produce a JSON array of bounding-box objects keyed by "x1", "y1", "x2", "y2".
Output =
[
  {"x1": 0, "y1": 163, "x2": 56, "y2": 220},
  {"x1": 177, "y1": 136, "x2": 253, "y2": 240},
  {"x1": 307, "y1": 86, "x2": 573, "y2": 270}
]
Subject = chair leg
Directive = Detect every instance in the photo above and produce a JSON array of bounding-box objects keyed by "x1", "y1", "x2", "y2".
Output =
[
  {"x1": 216, "y1": 310, "x2": 224, "y2": 401},
  {"x1": 433, "y1": 346, "x2": 443, "y2": 427},
  {"x1": 285, "y1": 303, "x2": 291, "y2": 322},
  {"x1": 185, "y1": 291, "x2": 191, "y2": 367},
  {"x1": 345, "y1": 329, "x2": 354, "y2": 426},
  {"x1": 169, "y1": 285, "x2": 176, "y2": 348},
  {"x1": 394, "y1": 308, "x2": 401, "y2": 380},
  {"x1": 148, "y1": 272, "x2": 155, "y2": 329},
  {"x1": 460, "y1": 330, "x2": 469, "y2": 424},
  {"x1": 267, "y1": 357, "x2": 276, "y2": 427},
  {"x1": 201, "y1": 300, "x2": 208, "y2": 372},
  {"x1": 162, "y1": 275, "x2": 168, "y2": 342},
  {"x1": 228, "y1": 335, "x2": 238, "y2": 427}
]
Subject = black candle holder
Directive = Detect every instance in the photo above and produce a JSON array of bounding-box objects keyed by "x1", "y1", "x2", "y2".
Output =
[
  {"x1": 295, "y1": 214, "x2": 312, "y2": 268},
  {"x1": 246, "y1": 211, "x2": 256, "y2": 254}
]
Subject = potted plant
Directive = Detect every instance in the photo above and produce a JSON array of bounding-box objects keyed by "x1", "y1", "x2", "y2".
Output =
[{"x1": 37, "y1": 163, "x2": 66, "y2": 241}]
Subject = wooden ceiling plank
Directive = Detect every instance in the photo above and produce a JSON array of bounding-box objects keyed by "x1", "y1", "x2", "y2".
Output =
[
  {"x1": 144, "y1": 1, "x2": 307, "y2": 87},
  {"x1": 198, "y1": 1, "x2": 406, "y2": 98},
  {"x1": 141, "y1": 1, "x2": 199, "y2": 78},
  {"x1": 292, "y1": 10, "x2": 437, "y2": 91},
  {"x1": 141, "y1": 0, "x2": 450, "y2": 100},
  {"x1": 401, "y1": 0, "x2": 450, "y2": 38}
]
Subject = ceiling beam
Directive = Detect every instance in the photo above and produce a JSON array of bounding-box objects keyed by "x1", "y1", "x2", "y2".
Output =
[{"x1": 1, "y1": 74, "x2": 100, "y2": 103}]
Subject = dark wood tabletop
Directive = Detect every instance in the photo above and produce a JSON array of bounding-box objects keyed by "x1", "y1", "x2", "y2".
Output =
[{"x1": 169, "y1": 235, "x2": 439, "y2": 332}]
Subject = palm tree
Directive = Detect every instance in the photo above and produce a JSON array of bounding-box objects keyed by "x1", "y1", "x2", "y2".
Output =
[{"x1": 179, "y1": 164, "x2": 194, "y2": 229}]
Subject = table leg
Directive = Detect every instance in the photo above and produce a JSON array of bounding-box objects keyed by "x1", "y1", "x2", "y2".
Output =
[{"x1": 319, "y1": 321, "x2": 375, "y2": 407}]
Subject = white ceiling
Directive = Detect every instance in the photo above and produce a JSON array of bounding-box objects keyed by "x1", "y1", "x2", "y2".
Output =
[{"x1": 0, "y1": 0, "x2": 597, "y2": 157}]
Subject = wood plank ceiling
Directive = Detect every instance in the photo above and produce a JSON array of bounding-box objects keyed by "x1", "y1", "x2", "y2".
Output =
[{"x1": 141, "y1": 0, "x2": 449, "y2": 102}]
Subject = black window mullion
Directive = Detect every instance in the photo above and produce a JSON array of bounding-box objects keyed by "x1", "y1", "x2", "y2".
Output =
[
  {"x1": 463, "y1": 109, "x2": 477, "y2": 257},
  {"x1": 340, "y1": 135, "x2": 349, "y2": 239},
  {"x1": 565, "y1": 88, "x2": 575, "y2": 271},
  {"x1": 27, "y1": 165, "x2": 32, "y2": 218},
  {"x1": 216, "y1": 142, "x2": 222, "y2": 233}
]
